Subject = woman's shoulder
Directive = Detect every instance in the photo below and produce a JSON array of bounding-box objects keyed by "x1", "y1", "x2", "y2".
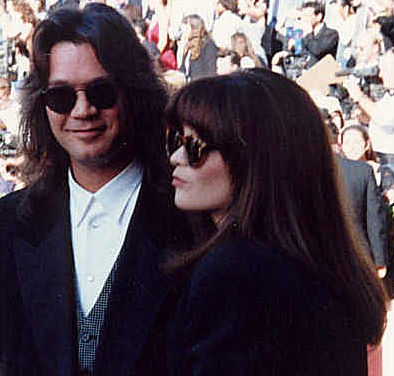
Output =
[
  {"x1": 192, "y1": 237, "x2": 295, "y2": 274},
  {"x1": 189, "y1": 237, "x2": 310, "y2": 295},
  {"x1": 188, "y1": 236, "x2": 344, "y2": 312}
]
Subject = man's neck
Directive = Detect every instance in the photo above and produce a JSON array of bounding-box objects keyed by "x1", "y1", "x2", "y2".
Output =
[
  {"x1": 313, "y1": 22, "x2": 324, "y2": 36},
  {"x1": 71, "y1": 160, "x2": 133, "y2": 193}
]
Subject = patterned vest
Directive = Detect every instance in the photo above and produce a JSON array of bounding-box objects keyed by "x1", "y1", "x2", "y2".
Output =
[{"x1": 76, "y1": 261, "x2": 119, "y2": 376}]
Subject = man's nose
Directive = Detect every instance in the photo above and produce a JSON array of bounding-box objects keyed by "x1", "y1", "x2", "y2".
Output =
[{"x1": 70, "y1": 90, "x2": 99, "y2": 118}]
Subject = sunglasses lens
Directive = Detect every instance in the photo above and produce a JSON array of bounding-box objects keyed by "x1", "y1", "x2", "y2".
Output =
[
  {"x1": 43, "y1": 79, "x2": 118, "y2": 115},
  {"x1": 166, "y1": 127, "x2": 210, "y2": 167},
  {"x1": 87, "y1": 79, "x2": 118, "y2": 110},
  {"x1": 186, "y1": 138, "x2": 202, "y2": 167},
  {"x1": 43, "y1": 86, "x2": 76, "y2": 114},
  {"x1": 166, "y1": 128, "x2": 182, "y2": 156}
]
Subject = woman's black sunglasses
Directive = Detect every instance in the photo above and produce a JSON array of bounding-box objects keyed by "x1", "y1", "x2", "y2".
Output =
[
  {"x1": 165, "y1": 127, "x2": 215, "y2": 167},
  {"x1": 41, "y1": 78, "x2": 118, "y2": 114}
]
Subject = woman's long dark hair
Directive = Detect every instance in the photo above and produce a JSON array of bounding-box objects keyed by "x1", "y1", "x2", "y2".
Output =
[
  {"x1": 19, "y1": 3, "x2": 168, "y2": 198},
  {"x1": 165, "y1": 69, "x2": 387, "y2": 345}
]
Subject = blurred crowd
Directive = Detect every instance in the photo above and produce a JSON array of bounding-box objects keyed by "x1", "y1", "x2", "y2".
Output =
[{"x1": 1, "y1": 0, "x2": 394, "y2": 235}]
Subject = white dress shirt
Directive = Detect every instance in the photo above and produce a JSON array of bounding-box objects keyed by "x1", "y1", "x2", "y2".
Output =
[
  {"x1": 68, "y1": 162, "x2": 143, "y2": 316},
  {"x1": 370, "y1": 93, "x2": 394, "y2": 154}
]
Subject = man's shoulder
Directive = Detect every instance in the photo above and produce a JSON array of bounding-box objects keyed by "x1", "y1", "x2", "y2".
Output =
[
  {"x1": 0, "y1": 188, "x2": 26, "y2": 215},
  {"x1": 0, "y1": 181, "x2": 67, "y2": 232},
  {"x1": 339, "y1": 157, "x2": 372, "y2": 176},
  {"x1": 0, "y1": 190, "x2": 27, "y2": 241},
  {"x1": 325, "y1": 24, "x2": 338, "y2": 33}
]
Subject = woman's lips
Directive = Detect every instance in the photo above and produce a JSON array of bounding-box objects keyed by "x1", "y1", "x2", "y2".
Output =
[{"x1": 172, "y1": 175, "x2": 187, "y2": 187}]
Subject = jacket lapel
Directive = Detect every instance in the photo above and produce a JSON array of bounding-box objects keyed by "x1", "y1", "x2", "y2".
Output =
[
  {"x1": 94, "y1": 182, "x2": 176, "y2": 376},
  {"x1": 12, "y1": 187, "x2": 77, "y2": 376}
]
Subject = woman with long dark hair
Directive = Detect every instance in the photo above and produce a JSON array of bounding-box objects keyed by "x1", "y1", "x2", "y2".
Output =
[{"x1": 164, "y1": 69, "x2": 387, "y2": 375}]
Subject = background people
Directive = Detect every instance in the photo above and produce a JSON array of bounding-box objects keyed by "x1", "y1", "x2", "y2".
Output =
[
  {"x1": 300, "y1": 1, "x2": 339, "y2": 68},
  {"x1": 179, "y1": 14, "x2": 217, "y2": 82}
]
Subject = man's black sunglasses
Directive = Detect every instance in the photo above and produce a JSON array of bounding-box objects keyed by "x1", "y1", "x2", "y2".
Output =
[
  {"x1": 165, "y1": 127, "x2": 216, "y2": 168},
  {"x1": 41, "y1": 78, "x2": 118, "y2": 115}
]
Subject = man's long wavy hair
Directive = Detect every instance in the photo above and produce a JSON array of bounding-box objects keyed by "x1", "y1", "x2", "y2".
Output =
[
  {"x1": 165, "y1": 69, "x2": 388, "y2": 346},
  {"x1": 19, "y1": 3, "x2": 168, "y2": 202}
]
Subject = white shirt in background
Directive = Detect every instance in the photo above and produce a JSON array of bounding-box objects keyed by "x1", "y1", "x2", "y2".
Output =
[
  {"x1": 370, "y1": 93, "x2": 394, "y2": 155},
  {"x1": 212, "y1": 10, "x2": 243, "y2": 51}
]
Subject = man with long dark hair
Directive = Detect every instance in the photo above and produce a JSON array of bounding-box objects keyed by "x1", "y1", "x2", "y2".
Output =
[{"x1": 0, "y1": 3, "x2": 189, "y2": 375}]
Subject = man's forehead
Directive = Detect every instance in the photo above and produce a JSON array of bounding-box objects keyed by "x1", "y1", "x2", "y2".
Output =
[
  {"x1": 302, "y1": 7, "x2": 315, "y2": 17},
  {"x1": 47, "y1": 42, "x2": 108, "y2": 84}
]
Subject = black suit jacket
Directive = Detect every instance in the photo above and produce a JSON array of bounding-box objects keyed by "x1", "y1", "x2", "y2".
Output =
[
  {"x1": 167, "y1": 237, "x2": 367, "y2": 376},
  {"x1": 301, "y1": 23, "x2": 339, "y2": 68},
  {"x1": 0, "y1": 175, "x2": 190, "y2": 376},
  {"x1": 338, "y1": 158, "x2": 388, "y2": 266}
]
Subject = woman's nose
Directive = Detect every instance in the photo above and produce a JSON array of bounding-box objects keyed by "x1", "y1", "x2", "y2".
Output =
[{"x1": 170, "y1": 145, "x2": 188, "y2": 166}]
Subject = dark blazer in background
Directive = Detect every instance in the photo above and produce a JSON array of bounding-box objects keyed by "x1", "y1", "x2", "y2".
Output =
[
  {"x1": 338, "y1": 157, "x2": 388, "y2": 266},
  {"x1": 0, "y1": 175, "x2": 190, "y2": 376},
  {"x1": 180, "y1": 38, "x2": 218, "y2": 82},
  {"x1": 302, "y1": 23, "x2": 339, "y2": 68},
  {"x1": 167, "y1": 237, "x2": 367, "y2": 376}
]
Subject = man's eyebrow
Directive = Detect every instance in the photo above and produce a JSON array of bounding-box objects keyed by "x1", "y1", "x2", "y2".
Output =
[{"x1": 47, "y1": 76, "x2": 110, "y2": 87}]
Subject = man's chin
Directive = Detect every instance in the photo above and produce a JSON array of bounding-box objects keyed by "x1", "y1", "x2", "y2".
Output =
[{"x1": 71, "y1": 148, "x2": 134, "y2": 171}]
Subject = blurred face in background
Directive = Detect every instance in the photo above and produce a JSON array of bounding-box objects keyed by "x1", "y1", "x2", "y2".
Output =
[
  {"x1": 0, "y1": 83, "x2": 10, "y2": 103},
  {"x1": 232, "y1": 34, "x2": 247, "y2": 57},
  {"x1": 355, "y1": 33, "x2": 380, "y2": 66},
  {"x1": 341, "y1": 128, "x2": 369, "y2": 161},
  {"x1": 302, "y1": 7, "x2": 322, "y2": 29}
]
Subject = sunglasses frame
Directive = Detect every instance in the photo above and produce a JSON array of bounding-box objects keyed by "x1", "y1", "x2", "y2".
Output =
[
  {"x1": 41, "y1": 77, "x2": 118, "y2": 115},
  {"x1": 165, "y1": 127, "x2": 214, "y2": 168}
]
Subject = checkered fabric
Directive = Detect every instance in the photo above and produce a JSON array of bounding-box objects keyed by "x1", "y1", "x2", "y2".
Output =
[{"x1": 76, "y1": 261, "x2": 119, "y2": 376}]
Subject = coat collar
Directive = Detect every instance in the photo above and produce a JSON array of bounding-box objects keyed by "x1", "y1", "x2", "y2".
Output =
[
  {"x1": 94, "y1": 178, "x2": 176, "y2": 375},
  {"x1": 13, "y1": 185, "x2": 78, "y2": 375}
]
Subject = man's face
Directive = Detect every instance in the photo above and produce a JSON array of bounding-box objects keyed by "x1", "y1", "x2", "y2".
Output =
[
  {"x1": 45, "y1": 42, "x2": 131, "y2": 173},
  {"x1": 302, "y1": 7, "x2": 321, "y2": 28},
  {"x1": 355, "y1": 36, "x2": 379, "y2": 65},
  {"x1": 0, "y1": 85, "x2": 10, "y2": 102}
]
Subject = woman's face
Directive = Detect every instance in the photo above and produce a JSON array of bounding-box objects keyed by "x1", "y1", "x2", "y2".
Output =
[
  {"x1": 233, "y1": 36, "x2": 247, "y2": 56},
  {"x1": 169, "y1": 125, "x2": 233, "y2": 222},
  {"x1": 341, "y1": 129, "x2": 368, "y2": 161},
  {"x1": 330, "y1": 112, "x2": 343, "y2": 131}
]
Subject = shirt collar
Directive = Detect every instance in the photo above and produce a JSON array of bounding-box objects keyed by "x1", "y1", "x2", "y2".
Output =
[
  {"x1": 313, "y1": 22, "x2": 324, "y2": 37},
  {"x1": 68, "y1": 161, "x2": 143, "y2": 227}
]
